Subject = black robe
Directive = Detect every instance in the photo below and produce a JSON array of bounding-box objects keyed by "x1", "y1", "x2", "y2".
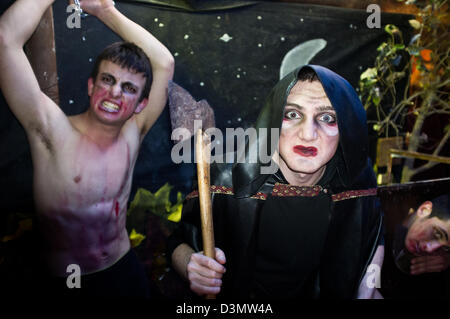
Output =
[{"x1": 168, "y1": 65, "x2": 383, "y2": 299}]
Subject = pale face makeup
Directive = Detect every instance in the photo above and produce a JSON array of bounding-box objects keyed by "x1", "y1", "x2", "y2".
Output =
[
  {"x1": 87, "y1": 60, "x2": 148, "y2": 126},
  {"x1": 277, "y1": 80, "x2": 339, "y2": 185}
]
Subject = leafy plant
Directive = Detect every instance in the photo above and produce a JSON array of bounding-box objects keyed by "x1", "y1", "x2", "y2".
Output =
[
  {"x1": 359, "y1": 0, "x2": 449, "y2": 182},
  {"x1": 127, "y1": 183, "x2": 183, "y2": 247},
  {"x1": 128, "y1": 183, "x2": 183, "y2": 222}
]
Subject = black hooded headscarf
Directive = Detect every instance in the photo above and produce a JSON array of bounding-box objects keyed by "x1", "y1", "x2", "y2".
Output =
[{"x1": 232, "y1": 64, "x2": 371, "y2": 197}]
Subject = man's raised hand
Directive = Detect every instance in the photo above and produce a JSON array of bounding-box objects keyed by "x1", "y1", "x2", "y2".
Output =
[{"x1": 72, "y1": 0, "x2": 115, "y2": 17}]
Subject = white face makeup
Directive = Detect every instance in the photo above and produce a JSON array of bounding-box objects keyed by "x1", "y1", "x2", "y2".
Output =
[
  {"x1": 87, "y1": 60, "x2": 147, "y2": 126},
  {"x1": 282, "y1": 103, "x2": 339, "y2": 137},
  {"x1": 319, "y1": 117, "x2": 339, "y2": 137},
  {"x1": 277, "y1": 80, "x2": 339, "y2": 184}
]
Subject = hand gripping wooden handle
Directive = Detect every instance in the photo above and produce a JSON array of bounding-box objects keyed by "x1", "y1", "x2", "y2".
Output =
[{"x1": 195, "y1": 129, "x2": 216, "y2": 299}]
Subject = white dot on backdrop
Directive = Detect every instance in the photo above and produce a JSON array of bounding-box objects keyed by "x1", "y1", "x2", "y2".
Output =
[
  {"x1": 82, "y1": 36, "x2": 86, "y2": 41},
  {"x1": 69, "y1": 100, "x2": 74, "y2": 104},
  {"x1": 174, "y1": 52, "x2": 179, "y2": 57},
  {"x1": 88, "y1": 58, "x2": 93, "y2": 62},
  {"x1": 236, "y1": 74, "x2": 241, "y2": 78},
  {"x1": 154, "y1": 18, "x2": 158, "y2": 22},
  {"x1": 219, "y1": 33, "x2": 233, "y2": 42},
  {"x1": 217, "y1": 16, "x2": 221, "y2": 20},
  {"x1": 190, "y1": 51, "x2": 194, "y2": 55},
  {"x1": 280, "y1": 37, "x2": 285, "y2": 42},
  {"x1": 184, "y1": 34, "x2": 189, "y2": 40},
  {"x1": 258, "y1": 43, "x2": 262, "y2": 47},
  {"x1": 300, "y1": 18, "x2": 304, "y2": 22},
  {"x1": 200, "y1": 82, "x2": 204, "y2": 86},
  {"x1": 159, "y1": 23, "x2": 164, "y2": 27},
  {"x1": 257, "y1": 16, "x2": 262, "y2": 20}
]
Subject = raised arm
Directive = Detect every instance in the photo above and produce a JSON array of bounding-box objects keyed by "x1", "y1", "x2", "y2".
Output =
[
  {"x1": 0, "y1": 0, "x2": 66, "y2": 142},
  {"x1": 80, "y1": 0, "x2": 175, "y2": 140}
]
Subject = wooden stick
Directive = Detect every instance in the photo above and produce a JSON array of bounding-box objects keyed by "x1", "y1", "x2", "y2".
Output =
[
  {"x1": 195, "y1": 129, "x2": 216, "y2": 299},
  {"x1": 25, "y1": 6, "x2": 59, "y2": 105}
]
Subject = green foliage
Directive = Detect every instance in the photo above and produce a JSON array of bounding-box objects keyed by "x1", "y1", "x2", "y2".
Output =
[
  {"x1": 359, "y1": 22, "x2": 410, "y2": 137},
  {"x1": 359, "y1": 0, "x2": 450, "y2": 182},
  {"x1": 360, "y1": 0, "x2": 449, "y2": 136},
  {"x1": 128, "y1": 183, "x2": 183, "y2": 222},
  {"x1": 126, "y1": 183, "x2": 184, "y2": 247}
]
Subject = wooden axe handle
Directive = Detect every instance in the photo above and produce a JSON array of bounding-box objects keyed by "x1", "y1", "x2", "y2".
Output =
[{"x1": 195, "y1": 129, "x2": 216, "y2": 299}]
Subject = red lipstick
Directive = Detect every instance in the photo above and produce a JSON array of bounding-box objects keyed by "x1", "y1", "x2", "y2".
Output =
[{"x1": 293, "y1": 145, "x2": 318, "y2": 157}]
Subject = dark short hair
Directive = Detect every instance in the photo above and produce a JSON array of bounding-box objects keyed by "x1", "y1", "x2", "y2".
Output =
[
  {"x1": 297, "y1": 67, "x2": 320, "y2": 82},
  {"x1": 90, "y1": 41, "x2": 152, "y2": 102},
  {"x1": 429, "y1": 194, "x2": 450, "y2": 221}
]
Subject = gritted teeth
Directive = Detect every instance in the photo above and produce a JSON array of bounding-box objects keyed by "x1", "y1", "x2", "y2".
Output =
[{"x1": 101, "y1": 101, "x2": 120, "y2": 112}]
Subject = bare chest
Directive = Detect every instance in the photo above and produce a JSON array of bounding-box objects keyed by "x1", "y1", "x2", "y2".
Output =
[
  {"x1": 34, "y1": 137, "x2": 137, "y2": 211},
  {"x1": 69, "y1": 144, "x2": 131, "y2": 200}
]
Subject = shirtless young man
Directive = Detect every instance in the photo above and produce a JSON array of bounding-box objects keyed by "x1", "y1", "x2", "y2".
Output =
[{"x1": 0, "y1": 0, "x2": 174, "y2": 296}]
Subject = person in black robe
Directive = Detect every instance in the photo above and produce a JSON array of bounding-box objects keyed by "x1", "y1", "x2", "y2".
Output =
[{"x1": 168, "y1": 65, "x2": 384, "y2": 299}]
